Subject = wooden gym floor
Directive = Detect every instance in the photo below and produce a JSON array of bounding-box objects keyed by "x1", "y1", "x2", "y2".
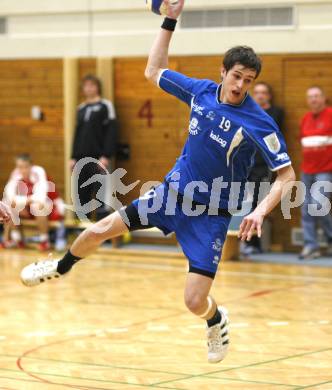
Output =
[{"x1": 0, "y1": 249, "x2": 331, "y2": 390}]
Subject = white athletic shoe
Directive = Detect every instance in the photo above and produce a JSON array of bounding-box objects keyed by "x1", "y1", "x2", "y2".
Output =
[
  {"x1": 20, "y1": 259, "x2": 62, "y2": 287},
  {"x1": 206, "y1": 306, "x2": 230, "y2": 363}
]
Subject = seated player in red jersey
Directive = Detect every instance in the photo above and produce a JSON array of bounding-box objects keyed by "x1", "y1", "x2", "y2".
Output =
[
  {"x1": 1, "y1": 154, "x2": 64, "y2": 251},
  {"x1": 0, "y1": 201, "x2": 12, "y2": 224}
]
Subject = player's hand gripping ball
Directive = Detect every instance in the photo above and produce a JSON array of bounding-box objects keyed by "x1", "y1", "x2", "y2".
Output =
[{"x1": 146, "y1": 0, "x2": 179, "y2": 16}]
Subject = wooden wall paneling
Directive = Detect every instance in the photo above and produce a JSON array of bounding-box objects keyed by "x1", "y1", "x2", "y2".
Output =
[
  {"x1": 97, "y1": 58, "x2": 114, "y2": 102},
  {"x1": 0, "y1": 59, "x2": 64, "y2": 198},
  {"x1": 114, "y1": 54, "x2": 332, "y2": 251},
  {"x1": 114, "y1": 58, "x2": 182, "y2": 205},
  {"x1": 256, "y1": 55, "x2": 286, "y2": 249},
  {"x1": 2, "y1": 54, "x2": 330, "y2": 250},
  {"x1": 63, "y1": 58, "x2": 79, "y2": 209}
]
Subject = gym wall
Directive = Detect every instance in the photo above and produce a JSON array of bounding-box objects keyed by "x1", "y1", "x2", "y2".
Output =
[
  {"x1": 0, "y1": 0, "x2": 332, "y2": 250},
  {"x1": 0, "y1": 53, "x2": 332, "y2": 250},
  {"x1": 0, "y1": 59, "x2": 64, "y2": 196},
  {"x1": 114, "y1": 53, "x2": 332, "y2": 251},
  {"x1": 0, "y1": 0, "x2": 331, "y2": 58}
]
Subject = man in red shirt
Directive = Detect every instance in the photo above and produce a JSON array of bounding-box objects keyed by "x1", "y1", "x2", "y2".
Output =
[
  {"x1": 1, "y1": 154, "x2": 64, "y2": 251},
  {"x1": 299, "y1": 86, "x2": 332, "y2": 259}
]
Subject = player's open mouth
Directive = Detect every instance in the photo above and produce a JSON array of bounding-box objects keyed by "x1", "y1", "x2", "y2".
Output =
[{"x1": 231, "y1": 91, "x2": 241, "y2": 98}]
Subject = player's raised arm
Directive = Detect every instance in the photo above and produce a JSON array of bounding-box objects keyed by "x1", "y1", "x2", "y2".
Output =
[{"x1": 145, "y1": 0, "x2": 185, "y2": 85}]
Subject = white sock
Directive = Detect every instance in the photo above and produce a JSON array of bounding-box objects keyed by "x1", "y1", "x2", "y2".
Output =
[{"x1": 11, "y1": 230, "x2": 22, "y2": 242}]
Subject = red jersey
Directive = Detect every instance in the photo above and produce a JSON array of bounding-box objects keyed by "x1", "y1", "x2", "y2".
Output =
[
  {"x1": 4, "y1": 165, "x2": 63, "y2": 221},
  {"x1": 300, "y1": 107, "x2": 332, "y2": 174}
]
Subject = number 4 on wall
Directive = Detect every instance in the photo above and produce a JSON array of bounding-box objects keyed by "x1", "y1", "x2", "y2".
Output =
[{"x1": 138, "y1": 100, "x2": 153, "y2": 128}]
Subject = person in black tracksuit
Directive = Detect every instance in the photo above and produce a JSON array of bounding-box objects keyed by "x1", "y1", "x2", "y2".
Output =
[
  {"x1": 241, "y1": 82, "x2": 285, "y2": 255},
  {"x1": 70, "y1": 75, "x2": 117, "y2": 220}
]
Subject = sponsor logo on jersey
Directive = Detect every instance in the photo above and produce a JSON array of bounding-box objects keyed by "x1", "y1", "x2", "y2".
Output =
[
  {"x1": 275, "y1": 152, "x2": 289, "y2": 162},
  {"x1": 212, "y1": 238, "x2": 223, "y2": 252},
  {"x1": 206, "y1": 111, "x2": 216, "y2": 121},
  {"x1": 192, "y1": 102, "x2": 205, "y2": 116},
  {"x1": 189, "y1": 117, "x2": 201, "y2": 135},
  {"x1": 213, "y1": 255, "x2": 220, "y2": 265},
  {"x1": 263, "y1": 132, "x2": 281, "y2": 154},
  {"x1": 210, "y1": 131, "x2": 228, "y2": 148}
]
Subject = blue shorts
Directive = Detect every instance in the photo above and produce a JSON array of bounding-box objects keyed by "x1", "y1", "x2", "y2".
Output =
[{"x1": 125, "y1": 183, "x2": 232, "y2": 277}]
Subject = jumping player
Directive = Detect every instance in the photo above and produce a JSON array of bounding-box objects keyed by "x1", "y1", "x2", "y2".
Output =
[{"x1": 21, "y1": 0, "x2": 295, "y2": 363}]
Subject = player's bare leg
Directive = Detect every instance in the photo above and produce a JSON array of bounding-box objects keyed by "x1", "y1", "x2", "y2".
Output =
[
  {"x1": 35, "y1": 215, "x2": 50, "y2": 251},
  {"x1": 2, "y1": 223, "x2": 11, "y2": 243},
  {"x1": 1, "y1": 218, "x2": 24, "y2": 249},
  {"x1": 35, "y1": 215, "x2": 48, "y2": 236},
  {"x1": 71, "y1": 211, "x2": 128, "y2": 257},
  {"x1": 185, "y1": 273, "x2": 229, "y2": 363},
  {"x1": 20, "y1": 211, "x2": 129, "y2": 286}
]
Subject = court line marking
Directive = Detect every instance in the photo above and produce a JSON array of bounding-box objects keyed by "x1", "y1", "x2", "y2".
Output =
[
  {"x1": 66, "y1": 330, "x2": 93, "y2": 337},
  {"x1": 25, "y1": 331, "x2": 57, "y2": 338},
  {"x1": 13, "y1": 284, "x2": 332, "y2": 389},
  {"x1": 8, "y1": 335, "x2": 320, "y2": 390},
  {"x1": 106, "y1": 327, "x2": 129, "y2": 333},
  {"x1": 3, "y1": 272, "x2": 181, "y2": 313},
  {"x1": 151, "y1": 347, "x2": 332, "y2": 387},
  {"x1": 318, "y1": 320, "x2": 330, "y2": 325},
  {"x1": 2, "y1": 292, "x2": 181, "y2": 313},
  {"x1": 0, "y1": 366, "x2": 300, "y2": 389},
  {"x1": 294, "y1": 379, "x2": 332, "y2": 389},
  {"x1": 147, "y1": 324, "x2": 170, "y2": 331},
  {"x1": 16, "y1": 309, "x2": 187, "y2": 389},
  {"x1": 65, "y1": 297, "x2": 177, "y2": 312},
  {"x1": 14, "y1": 258, "x2": 332, "y2": 388},
  {"x1": 5, "y1": 316, "x2": 329, "y2": 341},
  {"x1": 267, "y1": 321, "x2": 289, "y2": 326},
  {"x1": 14, "y1": 304, "x2": 303, "y2": 390},
  {"x1": 97, "y1": 259, "x2": 332, "y2": 283},
  {"x1": 0, "y1": 372, "x2": 117, "y2": 390},
  {"x1": 199, "y1": 375, "x2": 300, "y2": 388},
  {"x1": 230, "y1": 322, "x2": 250, "y2": 328},
  {"x1": 0, "y1": 355, "x2": 193, "y2": 378},
  {"x1": 16, "y1": 336, "x2": 108, "y2": 390},
  {"x1": 0, "y1": 367, "x2": 182, "y2": 390},
  {"x1": 207, "y1": 347, "x2": 332, "y2": 374}
]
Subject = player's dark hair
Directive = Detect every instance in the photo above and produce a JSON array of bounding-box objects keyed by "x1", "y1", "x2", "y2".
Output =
[
  {"x1": 16, "y1": 153, "x2": 32, "y2": 163},
  {"x1": 82, "y1": 74, "x2": 102, "y2": 96},
  {"x1": 223, "y1": 46, "x2": 262, "y2": 78}
]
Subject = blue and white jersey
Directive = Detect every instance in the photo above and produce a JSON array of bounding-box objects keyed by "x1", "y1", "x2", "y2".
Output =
[{"x1": 158, "y1": 69, "x2": 292, "y2": 210}]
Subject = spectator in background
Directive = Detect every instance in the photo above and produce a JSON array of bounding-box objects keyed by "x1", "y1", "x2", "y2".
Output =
[
  {"x1": 299, "y1": 86, "x2": 332, "y2": 259},
  {"x1": 1, "y1": 154, "x2": 65, "y2": 251},
  {"x1": 0, "y1": 201, "x2": 11, "y2": 223},
  {"x1": 70, "y1": 75, "x2": 117, "y2": 220},
  {"x1": 253, "y1": 82, "x2": 284, "y2": 128},
  {"x1": 241, "y1": 82, "x2": 285, "y2": 256}
]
